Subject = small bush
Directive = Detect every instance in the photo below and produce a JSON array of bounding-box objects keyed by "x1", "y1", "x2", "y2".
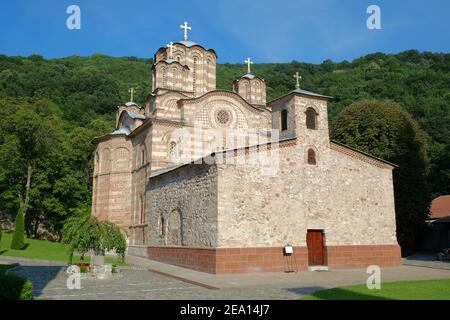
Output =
[
  {"x1": 62, "y1": 215, "x2": 126, "y2": 263},
  {"x1": 10, "y1": 207, "x2": 25, "y2": 250},
  {"x1": 0, "y1": 273, "x2": 33, "y2": 300}
]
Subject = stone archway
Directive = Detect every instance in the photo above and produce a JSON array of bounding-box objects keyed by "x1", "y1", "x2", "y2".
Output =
[{"x1": 167, "y1": 209, "x2": 183, "y2": 246}]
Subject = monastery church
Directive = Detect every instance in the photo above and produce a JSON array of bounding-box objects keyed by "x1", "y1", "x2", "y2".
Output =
[{"x1": 92, "y1": 22, "x2": 401, "y2": 273}]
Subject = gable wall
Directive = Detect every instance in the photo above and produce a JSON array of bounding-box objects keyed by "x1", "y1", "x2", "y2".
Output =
[{"x1": 216, "y1": 141, "x2": 398, "y2": 248}]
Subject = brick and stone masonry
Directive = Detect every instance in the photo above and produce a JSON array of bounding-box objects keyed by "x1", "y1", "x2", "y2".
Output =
[{"x1": 92, "y1": 28, "x2": 402, "y2": 273}]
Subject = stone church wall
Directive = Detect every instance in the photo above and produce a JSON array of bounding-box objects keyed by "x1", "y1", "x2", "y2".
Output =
[
  {"x1": 146, "y1": 164, "x2": 219, "y2": 248},
  {"x1": 216, "y1": 143, "x2": 398, "y2": 248}
]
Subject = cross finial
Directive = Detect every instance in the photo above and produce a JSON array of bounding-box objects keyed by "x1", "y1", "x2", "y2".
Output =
[
  {"x1": 244, "y1": 57, "x2": 253, "y2": 74},
  {"x1": 167, "y1": 41, "x2": 174, "y2": 59},
  {"x1": 128, "y1": 88, "x2": 136, "y2": 102},
  {"x1": 180, "y1": 21, "x2": 191, "y2": 41},
  {"x1": 293, "y1": 72, "x2": 302, "y2": 89}
]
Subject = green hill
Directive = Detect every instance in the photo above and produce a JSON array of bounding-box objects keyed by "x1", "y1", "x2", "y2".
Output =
[{"x1": 0, "y1": 50, "x2": 449, "y2": 237}]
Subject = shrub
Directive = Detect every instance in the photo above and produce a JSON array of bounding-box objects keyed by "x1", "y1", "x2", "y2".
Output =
[
  {"x1": 0, "y1": 229, "x2": 2, "y2": 247},
  {"x1": 62, "y1": 215, "x2": 126, "y2": 263},
  {"x1": 0, "y1": 273, "x2": 33, "y2": 300},
  {"x1": 10, "y1": 207, "x2": 25, "y2": 250}
]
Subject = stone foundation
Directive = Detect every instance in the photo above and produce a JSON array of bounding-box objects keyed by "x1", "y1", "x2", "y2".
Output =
[
  {"x1": 127, "y1": 245, "x2": 150, "y2": 258},
  {"x1": 145, "y1": 244, "x2": 401, "y2": 274},
  {"x1": 326, "y1": 245, "x2": 401, "y2": 269}
]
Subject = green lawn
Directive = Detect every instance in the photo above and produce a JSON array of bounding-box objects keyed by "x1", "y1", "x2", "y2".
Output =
[
  {"x1": 302, "y1": 279, "x2": 450, "y2": 300},
  {"x1": 0, "y1": 232, "x2": 126, "y2": 266}
]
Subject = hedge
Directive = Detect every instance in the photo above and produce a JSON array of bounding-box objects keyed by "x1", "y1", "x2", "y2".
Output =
[
  {"x1": 11, "y1": 207, "x2": 25, "y2": 250},
  {"x1": 0, "y1": 273, "x2": 33, "y2": 300}
]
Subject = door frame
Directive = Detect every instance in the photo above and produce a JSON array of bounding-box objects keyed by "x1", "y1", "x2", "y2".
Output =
[{"x1": 306, "y1": 229, "x2": 326, "y2": 266}]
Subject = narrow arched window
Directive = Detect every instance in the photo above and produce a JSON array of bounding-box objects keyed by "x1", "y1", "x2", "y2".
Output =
[
  {"x1": 281, "y1": 109, "x2": 288, "y2": 131},
  {"x1": 140, "y1": 195, "x2": 145, "y2": 224},
  {"x1": 306, "y1": 107, "x2": 318, "y2": 129},
  {"x1": 162, "y1": 67, "x2": 167, "y2": 88},
  {"x1": 159, "y1": 216, "x2": 165, "y2": 236},
  {"x1": 307, "y1": 149, "x2": 317, "y2": 165},
  {"x1": 169, "y1": 141, "x2": 177, "y2": 159},
  {"x1": 192, "y1": 57, "x2": 198, "y2": 97}
]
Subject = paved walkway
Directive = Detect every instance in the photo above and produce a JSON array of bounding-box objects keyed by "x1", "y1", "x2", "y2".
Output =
[
  {"x1": 403, "y1": 253, "x2": 450, "y2": 270},
  {"x1": 1, "y1": 255, "x2": 450, "y2": 300}
]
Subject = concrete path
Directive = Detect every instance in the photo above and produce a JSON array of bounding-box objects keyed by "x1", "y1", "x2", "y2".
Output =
[
  {"x1": 2, "y1": 255, "x2": 450, "y2": 300},
  {"x1": 403, "y1": 253, "x2": 450, "y2": 270}
]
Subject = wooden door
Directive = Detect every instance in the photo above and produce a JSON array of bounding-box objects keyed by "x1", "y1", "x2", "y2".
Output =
[{"x1": 307, "y1": 230, "x2": 325, "y2": 266}]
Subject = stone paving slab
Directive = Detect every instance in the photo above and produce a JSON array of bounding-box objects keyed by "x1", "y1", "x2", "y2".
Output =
[
  {"x1": 2, "y1": 255, "x2": 450, "y2": 300},
  {"x1": 403, "y1": 253, "x2": 450, "y2": 270}
]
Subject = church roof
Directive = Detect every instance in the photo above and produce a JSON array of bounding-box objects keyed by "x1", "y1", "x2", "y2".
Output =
[
  {"x1": 124, "y1": 101, "x2": 144, "y2": 109},
  {"x1": 125, "y1": 109, "x2": 146, "y2": 120},
  {"x1": 242, "y1": 73, "x2": 255, "y2": 80},
  {"x1": 291, "y1": 88, "x2": 333, "y2": 99},
  {"x1": 430, "y1": 195, "x2": 450, "y2": 219},
  {"x1": 174, "y1": 41, "x2": 217, "y2": 56},
  {"x1": 177, "y1": 40, "x2": 199, "y2": 47},
  {"x1": 268, "y1": 88, "x2": 333, "y2": 104},
  {"x1": 237, "y1": 74, "x2": 265, "y2": 82},
  {"x1": 154, "y1": 41, "x2": 218, "y2": 60},
  {"x1": 148, "y1": 136, "x2": 297, "y2": 179},
  {"x1": 111, "y1": 127, "x2": 131, "y2": 135}
]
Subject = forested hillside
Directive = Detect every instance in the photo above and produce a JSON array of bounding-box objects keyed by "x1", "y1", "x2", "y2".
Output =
[{"x1": 0, "y1": 50, "x2": 449, "y2": 237}]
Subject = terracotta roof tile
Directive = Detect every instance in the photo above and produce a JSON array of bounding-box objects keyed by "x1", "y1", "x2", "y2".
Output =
[{"x1": 430, "y1": 195, "x2": 450, "y2": 219}]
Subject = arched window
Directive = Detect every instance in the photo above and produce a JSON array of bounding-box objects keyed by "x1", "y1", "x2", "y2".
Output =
[
  {"x1": 159, "y1": 215, "x2": 165, "y2": 236},
  {"x1": 162, "y1": 67, "x2": 167, "y2": 88},
  {"x1": 172, "y1": 67, "x2": 178, "y2": 90},
  {"x1": 306, "y1": 107, "x2": 318, "y2": 130},
  {"x1": 168, "y1": 209, "x2": 183, "y2": 246},
  {"x1": 192, "y1": 57, "x2": 198, "y2": 97},
  {"x1": 307, "y1": 149, "x2": 317, "y2": 165},
  {"x1": 281, "y1": 109, "x2": 288, "y2": 131},
  {"x1": 254, "y1": 82, "x2": 260, "y2": 103},
  {"x1": 141, "y1": 150, "x2": 145, "y2": 166},
  {"x1": 169, "y1": 141, "x2": 177, "y2": 159},
  {"x1": 100, "y1": 149, "x2": 111, "y2": 173},
  {"x1": 140, "y1": 195, "x2": 145, "y2": 224}
]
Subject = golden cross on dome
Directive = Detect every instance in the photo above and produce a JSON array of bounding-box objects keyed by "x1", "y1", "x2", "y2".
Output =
[
  {"x1": 180, "y1": 21, "x2": 191, "y2": 41},
  {"x1": 244, "y1": 57, "x2": 253, "y2": 74},
  {"x1": 128, "y1": 88, "x2": 136, "y2": 102},
  {"x1": 293, "y1": 72, "x2": 302, "y2": 89}
]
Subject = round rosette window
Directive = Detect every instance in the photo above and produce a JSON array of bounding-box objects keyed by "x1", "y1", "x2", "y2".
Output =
[{"x1": 215, "y1": 108, "x2": 232, "y2": 127}]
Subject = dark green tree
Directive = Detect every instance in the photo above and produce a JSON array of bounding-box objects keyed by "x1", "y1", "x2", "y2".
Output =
[
  {"x1": 331, "y1": 100, "x2": 431, "y2": 255},
  {"x1": 10, "y1": 207, "x2": 25, "y2": 249}
]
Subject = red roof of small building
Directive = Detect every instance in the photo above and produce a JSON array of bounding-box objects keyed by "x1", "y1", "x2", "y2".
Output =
[{"x1": 430, "y1": 195, "x2": 450, "y2": 219}]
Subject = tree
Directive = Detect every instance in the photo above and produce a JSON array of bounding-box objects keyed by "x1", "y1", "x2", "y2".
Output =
[
  {"x1": 0, "y1": 98, "x2": 61, "y2": 225},
  {"x1": 331, "y1": 100, "x2": 431, "y2": 255},
  {"x1": 62, "y1": 213, "x2": 126, "y2": 263},
  {"x1": 430, "y1": 144, "x2": 450, "y2": 197},
  {"x1": 10, "y1": 207, "x2": 25, "y2": 250}
]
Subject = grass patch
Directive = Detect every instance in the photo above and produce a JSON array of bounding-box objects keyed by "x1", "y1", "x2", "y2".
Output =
[
  {"x1": 0, "y1": 232, "x2": 126, "y2": 266},
  {"x1": 301, "y1": 279, "x2": 450, "y2": 300}
]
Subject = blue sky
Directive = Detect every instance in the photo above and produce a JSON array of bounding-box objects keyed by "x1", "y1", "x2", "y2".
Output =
[{"x1": 0, "y1": 0, "x2": 449, "y2": 63}]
